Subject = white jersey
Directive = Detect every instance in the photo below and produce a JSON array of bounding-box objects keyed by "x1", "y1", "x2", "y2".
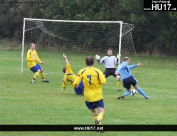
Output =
[{"x1": 98, "y1": 56, "x2": 118, "y2": 68}]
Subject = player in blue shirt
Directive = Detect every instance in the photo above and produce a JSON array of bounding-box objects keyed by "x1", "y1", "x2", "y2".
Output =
[{"x1": 115, "y1": 57, "x2": 149, "y2": 100}]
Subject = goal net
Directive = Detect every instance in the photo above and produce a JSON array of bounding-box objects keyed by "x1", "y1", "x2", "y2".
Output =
[{"x1": 21, "y1": 18, "x2": 135, "y2": 73}]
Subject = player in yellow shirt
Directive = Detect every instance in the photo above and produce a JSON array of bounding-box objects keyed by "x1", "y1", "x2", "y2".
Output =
[
  {"x1": 26, "y1": 43, "x2": 49, "y2": 84},
  {"x1": 73, "y1": 56, "x2": 106, "y2": 129},
  {"x1": 62, "y1": 53, "x2": 84, "y2": 95}
]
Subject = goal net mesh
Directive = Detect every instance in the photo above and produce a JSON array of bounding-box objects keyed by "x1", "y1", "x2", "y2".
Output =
[{"x1": 24, "y1": 20, "x2": 136, "y2": 53}]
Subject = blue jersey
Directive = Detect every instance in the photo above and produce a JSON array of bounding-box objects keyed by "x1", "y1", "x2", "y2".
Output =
[{"x1": 115, "y1": 61, "x2": 137, "y2": 80}]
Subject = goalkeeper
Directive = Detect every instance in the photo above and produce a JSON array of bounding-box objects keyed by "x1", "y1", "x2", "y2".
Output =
[
  {"x1": 95, "y1": 48, "x2": 122, "y2": 91},
  {"x1": 62, "y1": 53, "x2": 84, "y2": 95},
  {"x1": 26, "y1": 43, "x2": 49, "y2": 84}
]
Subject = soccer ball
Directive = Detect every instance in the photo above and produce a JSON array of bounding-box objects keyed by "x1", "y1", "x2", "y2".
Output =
[{"x1": 131, "y1": 89, "x2": 137, "y2": 96}]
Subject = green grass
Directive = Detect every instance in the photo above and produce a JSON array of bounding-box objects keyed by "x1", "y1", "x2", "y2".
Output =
[{"x1": 0, "y1": 46, "x2": 177, "y2": 136}]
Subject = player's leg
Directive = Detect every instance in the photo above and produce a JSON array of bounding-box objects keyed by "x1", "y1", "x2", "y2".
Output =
[
  {"x1": 113, "y1": 68, "x2": 122, "y2": 91},
  {"x1": 90, "y1": 108, "x2": 98, "y2": 123},
  {"x1": 74, "y1": 81, "x2": 84, "y2": 95},
  {"x1": 134, "y1": 84, "x2": 149, "y2": 99},
  {"x1": 117, "y1": 80, "x2": 122, "y2": 91},
  {"x1": 95, "y1": 100, "x2": 104, "y2": 133},
  {"x1": 30, "y1": 66, "x2": 40, "y2": 83},
  {"x1": 36, "y1": 64, "x2": 49, "y2": 83},
  {"x1": 103, "y1": 69, "x2": 111, "y2": 78},
  {"x1": 85, "y1": 101, "x2": 98, "y2": 124},
  {"x1": 96, "y1": 107, "x2": 104, "y2": 124},
  {"x1": 40, "y1": 69, "x2": 49, "y2": 83},
  {"x1": 90, "y1": 108, "x2": 104, "y2": 133},
  {"x1": 104, "y1": 68, "x2": 122, "y2": 92},
  {"x1": 85, "y1": 100, "x2": 104, "y2": 125},
  {"x1": 95, "y1": 99, "x2": 104, "y2": 125},
  {"x1": 86, "y1": 100, "x2": 104, "y2": 133},
  {"x1": 117, "y1": 89, "x2": 131, "y2": 99},
  {"x1": 130, "y1": 76, "x2": 148, "y2": 99},
  {"x1": 117, "y1": 78, "x2": 131, "y2": 100}
]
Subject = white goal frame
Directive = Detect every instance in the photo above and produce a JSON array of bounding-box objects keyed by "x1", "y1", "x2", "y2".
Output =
[{"x1": 21, "y1": 18, "x2": 134, "y2": 73}]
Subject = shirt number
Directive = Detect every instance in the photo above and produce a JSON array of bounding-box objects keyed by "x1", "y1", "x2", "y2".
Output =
[{"x1": 87, "y1": 75, "x2": 92, "y2": 85}]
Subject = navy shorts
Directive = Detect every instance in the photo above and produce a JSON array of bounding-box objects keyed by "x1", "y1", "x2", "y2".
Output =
[
  {"x1": 104, "y1": 68, "x2": 116, "y2": 78},
  {"x1": 85, "y1": 99, "x2": 104, "y2": 109},
  {"x1": 30, "y1": 64, "x2": 42, "y2": 73},
  {"x1": 123, "y1": 76, "x2": 137, "y2": 89},
  {"x1": 74, "y1": 81, "x2": 84, "y2": 95}
]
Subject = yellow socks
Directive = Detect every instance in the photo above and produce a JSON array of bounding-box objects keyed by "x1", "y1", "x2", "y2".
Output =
[
  {"x1": 41, "y1": 71, "x2": 45, "y2": 80},
  {"x1": 93, "y1": 115, "x2": 98, "y2": 121},
  {"x1": 93, "y1": 115, "x2": 101, "y2": 125},
  {"x1": 33, "y1": 72, "x2": 39, "y2": 80},
  {"x1": 97, "y1": 112, "x2": 104, "y2": 122},
  {"x1": 117, "y1": 80, "x2": 121, "y2": 90}
]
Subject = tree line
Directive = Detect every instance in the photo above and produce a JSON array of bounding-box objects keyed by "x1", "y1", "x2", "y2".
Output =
[{"x1": 0, "y1": 0, "x2": 177, "y2": 55}]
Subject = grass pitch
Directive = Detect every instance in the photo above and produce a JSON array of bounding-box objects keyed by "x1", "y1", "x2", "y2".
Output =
[{"x1": 0, "y1": 45, "x2": 177, "y2": 136}]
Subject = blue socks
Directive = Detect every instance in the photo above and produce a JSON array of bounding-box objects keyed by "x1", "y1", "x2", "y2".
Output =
[
  {"x1": 122, "y1": 87, "x2": 148, "y2": 99},
  {"x1": 137, "y1": 87, "x2": 148, "y2": 98},
  {"x1": 123, "y1": 90, "x2": 131, "y2": 97}
]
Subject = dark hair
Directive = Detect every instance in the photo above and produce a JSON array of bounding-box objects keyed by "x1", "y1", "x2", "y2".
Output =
[
  {"x1": 62, "y1": 67, "x2": 66, "y2": 73},
  {"x1": 85, "y1": 56, "x2": 94, "y2": 66},
  {"x1": 123, "y1": 57, "x2": 130, "y2": 61},
  {"x1": 107, "y1": 48, "x2": 113, "y2": 52}
]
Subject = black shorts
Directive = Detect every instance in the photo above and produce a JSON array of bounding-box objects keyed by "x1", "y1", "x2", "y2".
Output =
[
  {"x1": 123, "y1": 76, "x2": 137, "y2": 89},
  {"x1": 104, "y1": 68, "x2": 116, "y2": 78}
]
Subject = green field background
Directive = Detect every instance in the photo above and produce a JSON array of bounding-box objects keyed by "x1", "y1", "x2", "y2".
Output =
[{"x1": 0, "y1": 44, "x2": 176, "y2": 135}]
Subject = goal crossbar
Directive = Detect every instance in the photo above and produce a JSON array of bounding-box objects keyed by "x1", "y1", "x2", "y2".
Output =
[{"x1": 24, "y1": 18, "x2": 123, "y2": 24}]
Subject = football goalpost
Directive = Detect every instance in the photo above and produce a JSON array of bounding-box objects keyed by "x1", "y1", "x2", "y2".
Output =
[{"x1": 21, "y1": 18, "x2": 135, "y2": 73}]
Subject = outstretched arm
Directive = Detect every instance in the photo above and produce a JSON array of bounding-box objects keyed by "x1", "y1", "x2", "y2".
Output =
[
  {"x1": 63, "y1": 53, "x2": 69, "y2": 64},
  {"x1": 128, "y1": 63, "x2": 141, "y2": 69},
  {"x1": 98, "y1": 56, "x2": 106, "y2": 65}
]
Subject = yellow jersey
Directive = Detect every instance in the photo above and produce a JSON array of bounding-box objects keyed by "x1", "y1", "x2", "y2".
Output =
[
  {"x1": 62, "y1": 64, "x2": 77, "y2": 89},
  {"x1": 73, "y1": 67, "x2": 106, "y2": 102},
  {"x1": 26, "y1": 49, "x2": 42, "y2": 68}
]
